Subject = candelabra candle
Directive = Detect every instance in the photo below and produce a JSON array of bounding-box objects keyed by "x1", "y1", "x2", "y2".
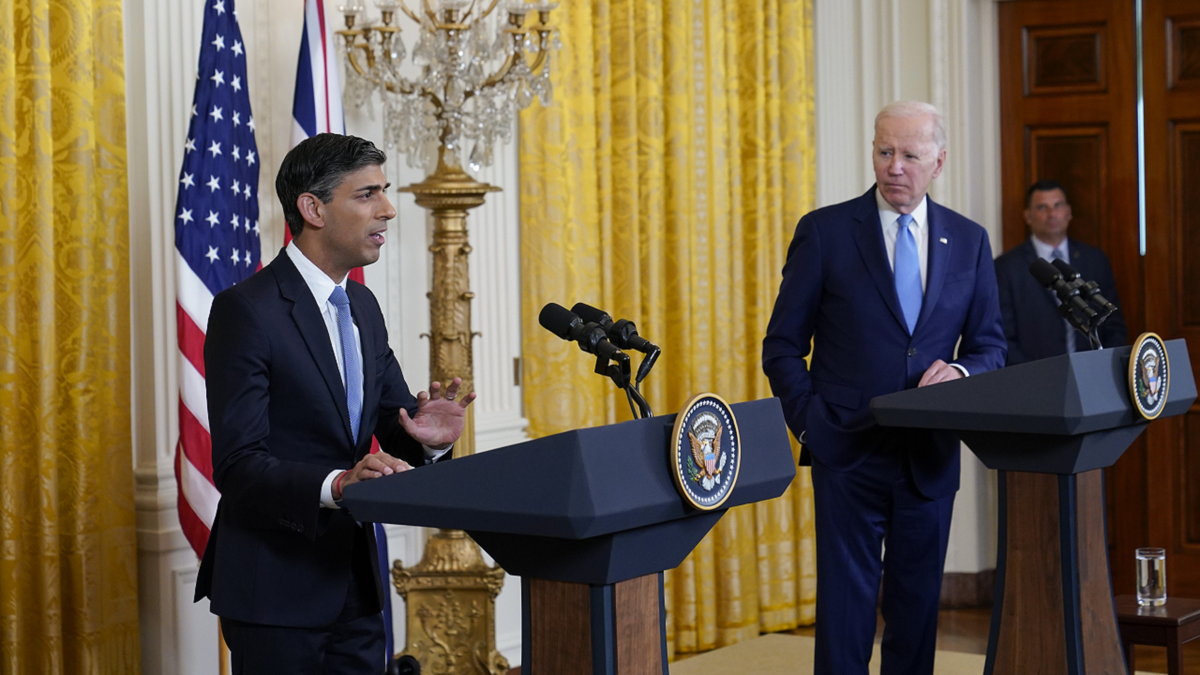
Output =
[{"x1": 337, "y1": 0, "x2": 559, "y2": 175}]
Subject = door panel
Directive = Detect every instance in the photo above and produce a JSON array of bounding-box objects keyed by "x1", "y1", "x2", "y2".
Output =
[
  {"x1": 1002, "y1": 0, "x2": 1200, "y2": 599},
  {"x1": 1144, "y1": 0, "x2": 1200, "y2": 598},
  {"x1": 1000, "y1": 0, "x2": 1145, "y2": 597}
]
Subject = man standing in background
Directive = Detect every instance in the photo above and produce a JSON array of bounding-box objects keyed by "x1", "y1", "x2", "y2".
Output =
[
  {"x1": 993, "y1": 180, "x2": 1127, "y2": 364},
  {"x1": 762, "y1": 101, "x2": 1006, "y2": 675}
]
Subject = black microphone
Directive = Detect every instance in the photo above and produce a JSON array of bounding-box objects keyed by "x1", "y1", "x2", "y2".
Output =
[
  {"x1": 570, "y1": 302, "x2": 660, "y2": 354},
  {"x1": 1029, "y1": 259, "x2": 1097, "y2": 328},
  {"x1": 1050, "y1": 258, "x2": 1118, "y2": 315},
  {"x1": 538, "y1": 303, "x2": 623, "y2": 361}
]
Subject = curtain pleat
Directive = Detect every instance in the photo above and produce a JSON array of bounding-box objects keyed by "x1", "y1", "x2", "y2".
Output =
[
  {"x1": 519, "y1": 0, "x2": 816, "y2": 658},
  {"x1": 0, "y1": 1, "x2": 139, "y2": 673}
]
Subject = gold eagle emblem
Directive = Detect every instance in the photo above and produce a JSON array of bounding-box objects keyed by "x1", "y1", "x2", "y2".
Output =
[{"x1": 689, "y1": 424, "x2": 722, "y2": 480}]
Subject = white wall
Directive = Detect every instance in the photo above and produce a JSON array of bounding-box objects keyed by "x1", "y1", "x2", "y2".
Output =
[
  {"x1": 125, "y1": 2, "x2": 527, "y2": 673},
  {"x1": 812, "y1": 0, "x2": 1002, "y2": 574}
]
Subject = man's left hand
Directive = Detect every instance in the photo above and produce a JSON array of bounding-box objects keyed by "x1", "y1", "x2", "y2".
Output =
[
  {"x1": 398, "y1": 377, "x2": 476, "y2": 449},
  {"x1": 918, "y1": 359, "x2": 963, "y2": 387}
]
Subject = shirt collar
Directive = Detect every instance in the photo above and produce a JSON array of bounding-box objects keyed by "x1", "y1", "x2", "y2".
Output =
[
  {"x1": 875, "y1": 188, "x2": 929, "y2": 232},
  {"x1": 286, "y1": 241, "x2": 346, "y2": 309},
  {"x1": 1030, "y1": 235, "x2": 1069, "y2": 261}
]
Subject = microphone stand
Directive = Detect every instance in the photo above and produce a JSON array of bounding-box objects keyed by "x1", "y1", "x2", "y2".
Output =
[{"x1": 591, "y1": 349, "x2": 652, "y2": 419}]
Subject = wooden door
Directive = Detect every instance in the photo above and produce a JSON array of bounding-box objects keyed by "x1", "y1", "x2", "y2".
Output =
[
  {"x1": 1001, "y1": 0, "x2": 1200, "y2": 599},
  {"x1": 999, "y1": 0, "x2": 1148, "y2": 598},
  {"x1": 1141, "y1": 0, "x2": 1200, "y2": 599}
]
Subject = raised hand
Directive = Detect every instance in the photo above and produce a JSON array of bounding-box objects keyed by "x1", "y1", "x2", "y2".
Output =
[{"x1": 397, "y1": 377, "x2": 476, "y2": 449}]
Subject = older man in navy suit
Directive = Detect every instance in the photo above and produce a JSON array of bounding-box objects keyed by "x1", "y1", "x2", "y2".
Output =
[
  {"x1": 993, "y1": 180, "x2": 1127, "y2": 364},
  {"x1": 196, "y1": 134, "x2": 475, "y2": 674},
  {"x1": 763, "y1": 101, "x2": 1006, "y2": 675}
]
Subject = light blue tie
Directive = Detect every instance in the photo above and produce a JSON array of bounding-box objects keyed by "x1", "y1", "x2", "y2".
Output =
[
  {"x1": 329, "y1": 286, "x2": 363, "y2": 443},
  {"x1": 894, "y1": 214, "x2": 923, "y2": 334},
  {"x1": 1052, "y1": 248, "x2": 1077, "y2": 353}
]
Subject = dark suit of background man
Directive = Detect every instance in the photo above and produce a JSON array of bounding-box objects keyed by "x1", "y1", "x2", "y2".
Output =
[
  {"x1": 195, "y1": 133, "x2": 476, "y2": 675},
  {"x1": 993, "y1": 180, "x2": 1127, "y2": 365},
  {"x1": 762, "y1": 101, "x2": 1007, "y2": 675}
]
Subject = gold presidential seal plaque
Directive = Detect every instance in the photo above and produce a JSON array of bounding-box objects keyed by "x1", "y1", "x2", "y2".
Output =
[
  {"x1": 671, "y1": 393, "x2": 741, "y2": 510},
  {"x1": 1130, "y1": 332, "x2": 1170, "y2": 420}
]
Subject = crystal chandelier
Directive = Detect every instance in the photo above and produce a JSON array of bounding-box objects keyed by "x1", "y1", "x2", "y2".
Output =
[{"x1": 337, "y1": 0, "x2": 559, "y2": 175}]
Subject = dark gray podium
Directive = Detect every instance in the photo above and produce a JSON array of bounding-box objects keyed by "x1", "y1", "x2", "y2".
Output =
[
  {"x1": 872, "y1": 340, "x2": 1196, "y2": 675},
  {"x1": 343, "y1": 397, "x2": 797, "y2": 675}
]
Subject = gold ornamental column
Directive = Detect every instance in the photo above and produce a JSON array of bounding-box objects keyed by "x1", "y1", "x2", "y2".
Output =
[{"x1": 391, "y1": 157, "x2": 509, "y2": 675}]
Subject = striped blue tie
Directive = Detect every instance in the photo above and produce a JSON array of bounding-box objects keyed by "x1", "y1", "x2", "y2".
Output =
[
  {"x1": 329, "y1": 286, "x2": 362, "y2": 443},
  {"x1": 894, "y1": 214, "x2": 923, "y2": 334}
]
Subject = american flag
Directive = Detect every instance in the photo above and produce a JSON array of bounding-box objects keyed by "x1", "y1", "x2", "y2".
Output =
[{"x1": 174, "y1": 0, "x2": 259, "y2": 558}]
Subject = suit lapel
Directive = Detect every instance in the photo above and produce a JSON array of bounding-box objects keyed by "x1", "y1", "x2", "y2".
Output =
[
  {"x1": 271, "y1": 253, "x2": 355, "y2": 444},
  {"x1": 916, "y1": 201, "x2": 950, "y2": 332},
  {"x1": 852, "y1": 189, "x2": 910, "y2": 331}
]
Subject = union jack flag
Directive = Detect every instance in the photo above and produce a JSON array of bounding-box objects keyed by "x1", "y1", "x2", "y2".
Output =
[{"x1": 173, "y1": 0, "x2": 259, "y2": 558}]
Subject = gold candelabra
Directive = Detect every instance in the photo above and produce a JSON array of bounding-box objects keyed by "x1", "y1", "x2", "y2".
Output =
[{"x1": 336, "y1": 1, "x2": 559, "y2": 673}]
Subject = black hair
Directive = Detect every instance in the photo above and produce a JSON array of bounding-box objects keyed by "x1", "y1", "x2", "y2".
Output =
[
  {"x1": 1025, "y1": 179, "x2": 1068, "y2": 208},
  {"x1": 275, "y1": 133, "x2": 388, "y2": 238}
]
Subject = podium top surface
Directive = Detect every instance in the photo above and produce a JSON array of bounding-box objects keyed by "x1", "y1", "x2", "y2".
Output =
[
  {"x1": 871, "y1": 339, "x2": 1195, "y2": 435},
  {"x1": 341, "y1": 397, "x2": 797, "y2": 540}
]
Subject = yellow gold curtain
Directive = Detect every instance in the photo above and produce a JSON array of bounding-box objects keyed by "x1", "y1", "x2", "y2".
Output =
[
  {"x1": 519, "y1": 0, "x2": 816, "y2": 657},
  {"x1": 0, "y1": 1, "x2": 139, "y2": 673}
]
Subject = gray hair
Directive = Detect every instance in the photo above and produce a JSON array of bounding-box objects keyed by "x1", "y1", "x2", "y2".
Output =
[{"x1": 875, "y1": 100, "x2": 947, "y2": 150}]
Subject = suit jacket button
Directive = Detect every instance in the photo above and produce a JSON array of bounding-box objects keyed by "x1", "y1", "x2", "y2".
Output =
[{"x1": 907, "y1": 348, "x2": 917, "y2": 357}]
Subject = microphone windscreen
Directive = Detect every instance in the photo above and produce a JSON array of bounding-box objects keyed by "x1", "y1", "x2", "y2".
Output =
[
  {"x1": 571, "y1": 302, "x2": 609, "y2": 325},
  {"x1": 1029, "y1": 258, "x2": 1062, "y2": 288},
  {"x1": 538, "y1": 302, "x2": 577, "y2": 339},
  {"x1": 1050, "y1": 257, "x2": 1081, "y2": 280}
]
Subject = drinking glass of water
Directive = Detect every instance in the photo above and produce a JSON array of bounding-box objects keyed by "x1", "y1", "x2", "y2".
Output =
[{"x1": 1136, "y1": 547, "x2": 1167, "y2": 607}]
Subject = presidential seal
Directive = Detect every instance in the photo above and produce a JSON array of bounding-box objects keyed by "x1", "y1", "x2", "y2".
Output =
[
  {"x1": 1130, "y1": 332, "x2": 1170, "y2": 420},
  {"x1": 670, "y1": 393, "x2": 741, "y2": 510}
]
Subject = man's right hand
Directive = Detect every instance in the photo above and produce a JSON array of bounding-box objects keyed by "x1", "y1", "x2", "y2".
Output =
[{"x1": 333, "y1": 451, "x2": 411, "y2": 500}]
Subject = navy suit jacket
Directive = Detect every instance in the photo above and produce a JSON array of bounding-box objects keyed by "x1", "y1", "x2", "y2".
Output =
[
  {"x1": 993, "y1": 238, "x2": 1127, "y2": 365},
  {"x1": 195, "y1": 250, "x2": 436, "y2": 628},
  {"x1": 762, "y1": 188, "x2": 1007, "y2": 498}
]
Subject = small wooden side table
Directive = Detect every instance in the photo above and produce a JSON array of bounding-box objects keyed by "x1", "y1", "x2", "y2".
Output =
[{"x1": 1115, "y1": 594, "x2": 1200, "y2": 675}]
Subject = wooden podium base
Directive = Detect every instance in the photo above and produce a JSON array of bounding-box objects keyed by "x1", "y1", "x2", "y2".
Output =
[
  {"x1": 986, "y1": 469, "x2": 1126, "y2": 674},
  {"x1": 521, "y1": 573, "x2": 668, "y2": 675}
]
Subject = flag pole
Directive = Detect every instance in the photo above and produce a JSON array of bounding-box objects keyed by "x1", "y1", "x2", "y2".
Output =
[{"x1": 218, "y1": 619, "x2": 230, "y2": 675}]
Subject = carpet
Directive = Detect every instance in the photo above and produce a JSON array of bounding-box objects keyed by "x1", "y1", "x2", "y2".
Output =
[{"x1": 668, "y1": 634, "x2": 1155, "y2": 675}]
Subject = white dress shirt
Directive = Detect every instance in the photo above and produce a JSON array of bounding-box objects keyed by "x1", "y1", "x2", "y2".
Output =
[
  {"x1": 874, "y1": 189, "x2": 968, "y2": 377},
  {"x1": 285, "y1": 243, "x2": 448, "y2": 509},
  {"x1": 877, "y1": 190, "x2": 930, "y2": 291}
]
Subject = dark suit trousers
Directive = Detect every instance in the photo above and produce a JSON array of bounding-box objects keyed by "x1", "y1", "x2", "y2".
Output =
[
  {"x1": 811, "y1": 448, "x2": 955, "y2": 675},
  {"x1": 221, "y1": 524, "x2": 386, "y2": 675}
]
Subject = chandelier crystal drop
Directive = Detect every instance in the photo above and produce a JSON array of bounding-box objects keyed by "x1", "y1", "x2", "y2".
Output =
[{"x1": 337, "y1": 0, "x2": 559, "y2": 175}]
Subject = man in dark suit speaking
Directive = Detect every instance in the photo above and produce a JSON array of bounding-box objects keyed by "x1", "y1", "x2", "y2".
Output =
[
  {"x1": 993, "y1": 180, "x2": 1127, "y2": 364},
  {"x1": 195, "y1": 133, "x2": 474, "y2": 674},
  {"x1": 762, "y1": 101, "x2": 1006, "y2": 675}
]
